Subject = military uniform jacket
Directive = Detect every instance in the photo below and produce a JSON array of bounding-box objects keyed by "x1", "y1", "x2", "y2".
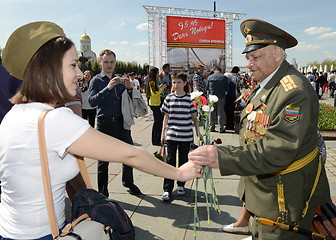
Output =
[{"x1": 217, "y1": 60, "x2": 330, "y2": 222}]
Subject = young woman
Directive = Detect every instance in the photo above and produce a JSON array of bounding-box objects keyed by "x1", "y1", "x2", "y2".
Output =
[
  {"x1": 146, "y1": 67, "x2": 167, "y2": 146},
  {"x1": 160, "y1": 72, "x2": 199, "y2": 201},
  {"x1": 0, "y1": 21, "x2": 202, "y2": 240},
  {"x1": 80, "y1": 70, "x2": 96, "y2": 127}
]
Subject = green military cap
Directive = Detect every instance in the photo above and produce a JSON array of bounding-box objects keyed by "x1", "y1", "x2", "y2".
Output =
[
  {"x1": 2, "y1": 21, "x2": 65, "y2": 80},
  {"x1": 240, "y1": 19, "x2": 298, "y2": 54}
]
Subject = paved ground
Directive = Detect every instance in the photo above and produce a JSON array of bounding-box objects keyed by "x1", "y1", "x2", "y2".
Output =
[{"x1": 82, "y1": 93, "x2": 336, "y2": 240}]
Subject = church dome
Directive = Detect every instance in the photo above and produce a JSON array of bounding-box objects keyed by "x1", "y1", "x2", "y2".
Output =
[{"x1": 80, "y1": 33, "x2": 91, "y2": 41}]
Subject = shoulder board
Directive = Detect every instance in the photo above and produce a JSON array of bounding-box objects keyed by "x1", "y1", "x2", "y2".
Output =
[{"x1": 280, "y1": 75, "x2": 297, "y2": 92}]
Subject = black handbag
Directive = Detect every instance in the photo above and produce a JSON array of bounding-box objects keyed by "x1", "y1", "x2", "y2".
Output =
[{"x1": 38, "y1": 110, "x2": 135, "y2": 240}]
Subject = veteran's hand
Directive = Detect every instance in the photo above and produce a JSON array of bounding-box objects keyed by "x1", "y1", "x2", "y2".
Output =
[
  {"x1": 177, "y1": 160, "x2": 203, "y2": 181},
  {"x1": 188, "y1": 145, "x2": 219, "y2": 169}
]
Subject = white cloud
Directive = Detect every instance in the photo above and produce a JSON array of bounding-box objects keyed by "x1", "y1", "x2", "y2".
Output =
[
  {"x1": 120, "y1": 22, "x2": 125, "y2": 26},
  {"x1": 109, "y1": 41, "x2": 128, "y2": 45},
  {"x1": 133, "y1": 41, "x2": 148, "y2": 46},
  {"x1": 136, "y1": 23, "x2": 148, "y2": 30},
  {"x1": 295, "y1": 41, "x2": 322, "y2": 51},
  {"x1": 304, "y1": 27, "x2": 332, "y2": 35},
  {"x1": 322, "y1": 51, "x2": 336, "y2": 60},
  {"x1": 318, "y1": 32, "x2": 336, "y2": 39}
]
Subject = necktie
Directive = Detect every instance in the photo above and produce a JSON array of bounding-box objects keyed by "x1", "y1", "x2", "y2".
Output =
[{"x1": 247, "y1": 85, "x2": 260, "y2": 103}]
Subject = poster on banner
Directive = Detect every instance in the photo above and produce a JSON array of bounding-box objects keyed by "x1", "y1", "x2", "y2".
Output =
[
  {"x1": 167, "y1": 16, "x2": 225, "y2": 49},
  {"x1": 166, "y1": 16, "x2": 226, "y2": 74}
]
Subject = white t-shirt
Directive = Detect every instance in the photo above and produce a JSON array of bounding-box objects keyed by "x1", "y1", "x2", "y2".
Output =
[
  {"x1": 81, "y1": 85, "x2": 95, "y2": 110},
  {"x1": 130, "y1": 79, "x2": 140, "y2": 90},
  {"x1": 0, "y1": 103, "x2": 90, "y2": 239}
]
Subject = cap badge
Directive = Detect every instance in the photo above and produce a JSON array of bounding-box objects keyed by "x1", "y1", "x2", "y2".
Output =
[
  {"x1": 246, "y1": 35, "x2": 252, "y2": 44},
  {"x1": 244, "y1": 26, "x2": 251, "y2": 34}
]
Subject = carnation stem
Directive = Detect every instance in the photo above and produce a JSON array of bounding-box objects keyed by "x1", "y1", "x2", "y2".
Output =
[
  {"x1": 194, "y1": 178, "x2": 200, "y2": 240},
  {"x1": 210, "y1": 171, "x2": 221, "y2": 214},
  {"x1": 203, "y1": 168, "x2": 211, "y2": 224}
]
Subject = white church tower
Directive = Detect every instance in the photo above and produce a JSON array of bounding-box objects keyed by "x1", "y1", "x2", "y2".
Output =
[{"x1": 78, "y1": 32, "x2": 97, "y2": 62}]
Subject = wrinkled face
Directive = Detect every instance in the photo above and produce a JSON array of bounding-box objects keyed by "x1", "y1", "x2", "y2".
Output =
[
  {"x1": 99, "y1": 53, "x2": 116, "y2": 74},
  {"x1": 245, "y1": 45, "x2": 280, "y2": 83},
  {"x1": 62, "y1": 46, "x2": 83, "y2": 96},
  {"x1": 172, "y1": 78, "x2": 186, "y2": 92}
]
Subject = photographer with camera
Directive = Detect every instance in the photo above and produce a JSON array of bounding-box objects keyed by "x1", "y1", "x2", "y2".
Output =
[{"x1": 89, "y1": 49, "x2": 141, "y2": 197}]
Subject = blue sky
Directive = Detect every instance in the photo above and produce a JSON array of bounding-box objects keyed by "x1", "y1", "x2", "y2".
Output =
[{"x1": 1, "y1": 0, "x2": 335, "y2": 69}]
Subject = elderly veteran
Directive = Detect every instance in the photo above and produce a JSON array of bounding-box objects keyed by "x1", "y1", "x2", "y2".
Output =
[{"x1": 189, "y1": 19, "x2": 330, "y2": 240}]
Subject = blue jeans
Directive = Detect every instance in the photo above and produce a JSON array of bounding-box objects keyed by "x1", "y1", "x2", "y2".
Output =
[
  {"x1": 0, "y1": 235, "x2": 52, "y2": 240},
  {"x1": 0, "y1": 223, "x2": 67, "y2": 240}
]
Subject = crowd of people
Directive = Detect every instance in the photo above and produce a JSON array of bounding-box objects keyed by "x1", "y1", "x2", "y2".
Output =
[
  {"x1": 0, "y1": 18, "x2": 332, "y2": 240},
  {"x1": 305, "y1": 70, "x2": 336, "y2": 103}
]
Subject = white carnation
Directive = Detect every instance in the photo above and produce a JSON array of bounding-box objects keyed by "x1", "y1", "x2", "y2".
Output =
[
  {"x1": 208, "y1": 94, "x2": 218, "y2": 103},
  {"x1": 190, "y1": 91, "x2": 203, "y2": 100},
  {"x1": 202, "y1": 105, "x2": 214, "y2": 112}
]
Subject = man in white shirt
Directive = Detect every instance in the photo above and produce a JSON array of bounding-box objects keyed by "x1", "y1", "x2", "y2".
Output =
[
  {"x1": 328, "y1": 70, "x2": 336, "y2": 97},
  {"x1": 129, "y1": 72, "x2": 140, "y2": 91}
]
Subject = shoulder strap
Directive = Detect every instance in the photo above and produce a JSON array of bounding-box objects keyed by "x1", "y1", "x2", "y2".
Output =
[
  {"x1": 76, "y1": 156, "x2": 92, "y2": 189},
  {"x1": 38, "y1": 110, "x2": 93, "y2": 239},
  {"x1": 38, "y1": 109, "x2": 60, "y2": 238}
]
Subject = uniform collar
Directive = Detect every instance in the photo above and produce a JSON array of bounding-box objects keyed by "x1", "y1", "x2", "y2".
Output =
[
  {"x1": 240, "y1": 60, "x2": 290, "y2": 121},
  {"x1": 254, "y1": 65, "x2": 280, "y2": 98}
]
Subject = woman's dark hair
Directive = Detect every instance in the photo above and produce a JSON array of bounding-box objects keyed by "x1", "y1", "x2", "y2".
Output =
[
  {"x1": 11, "y1": 36, "x2": 75, "y2": 105},
  {"x1": 146, "y1": 67, "x2": 159, "y2": 98}
]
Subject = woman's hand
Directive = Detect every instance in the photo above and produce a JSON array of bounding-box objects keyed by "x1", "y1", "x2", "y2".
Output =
[
  {"x1": 188, "y1": 145, "x2": 219, "y2": 169},
  {"x1": 177, "y1": 160, "x2": 203, "y2": 181}
]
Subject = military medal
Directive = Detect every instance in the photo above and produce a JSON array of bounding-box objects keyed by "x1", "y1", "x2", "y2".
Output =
[
  {"x1": 258, "y1": 112, "x2": 263, "y2": 125},
  {"x1": 245, "y1": 103, "x2": 253, "y2": 114},
  {"x1": 259, "y1": 127, "x2": 267, "y2": 135},
  {"x1": 264, "y1": 115, "x2": 270, "y2": 130}
]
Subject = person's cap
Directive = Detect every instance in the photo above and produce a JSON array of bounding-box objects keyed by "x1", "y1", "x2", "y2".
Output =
[
  {"x1": 2, "y1": 21, "x2": 66, "y2": 80},
  {"x1": 240, "y1": 19, "x2": 298, "y2": 54}
]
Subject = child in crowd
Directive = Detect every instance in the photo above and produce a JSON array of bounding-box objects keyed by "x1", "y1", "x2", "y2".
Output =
[{"x1": 160, "y1": 72, "x2": 200, "y2": 201}]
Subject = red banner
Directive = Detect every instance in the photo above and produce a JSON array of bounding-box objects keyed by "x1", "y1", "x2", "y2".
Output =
[{"x1": 166, "y1": 16, "x2": 225, "y2": 49}]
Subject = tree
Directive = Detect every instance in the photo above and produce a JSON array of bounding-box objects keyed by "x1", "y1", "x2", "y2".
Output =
[
  {"x1": 0, "y1": 47, "x2": 2, "y2": 64},
  {"x1": 85, "y1": 61, "x2": 93, "y2": 72},
  {"x1": 304, "y1": 58, "x2": 336, "y2": 72},
  {"x1": 92, "y1": 60, "x2": 101, "y2": 76}
]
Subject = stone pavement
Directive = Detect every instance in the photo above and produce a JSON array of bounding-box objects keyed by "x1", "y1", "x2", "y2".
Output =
[{"x1": 82, "y1": 94, "x2": 336, "y2": 240}]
